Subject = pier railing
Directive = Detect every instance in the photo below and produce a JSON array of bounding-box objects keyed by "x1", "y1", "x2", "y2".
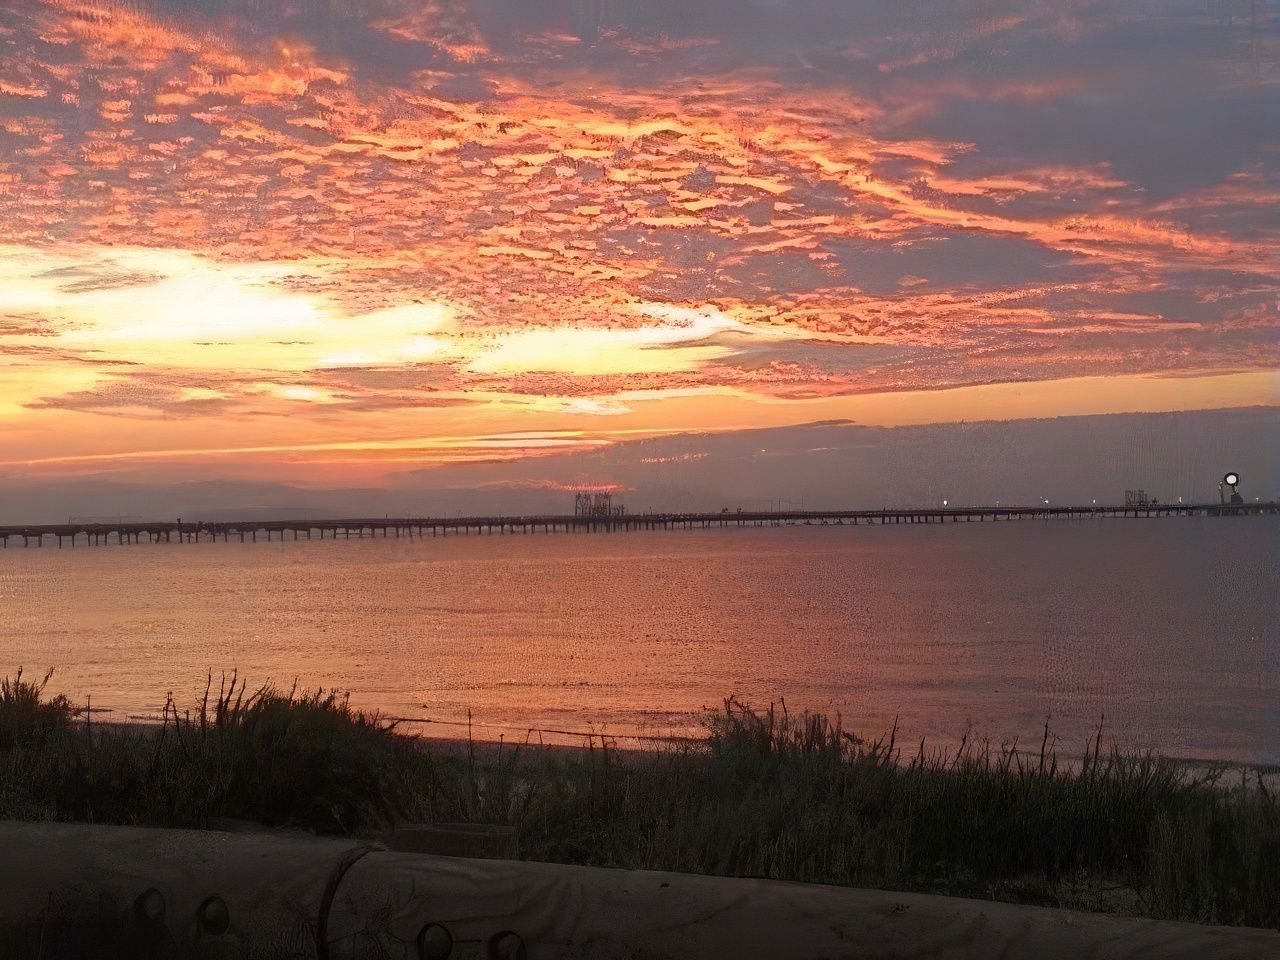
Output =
[{"x1": 0, "y1": 501, "x2": 1274, "y2": 548}]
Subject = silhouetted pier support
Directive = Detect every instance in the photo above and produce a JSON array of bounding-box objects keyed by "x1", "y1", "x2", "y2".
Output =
[{"x1": 0, "y1": 501, "x2": 1274, "y2": 550}]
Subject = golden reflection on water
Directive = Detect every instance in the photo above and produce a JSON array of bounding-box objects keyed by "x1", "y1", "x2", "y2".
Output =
[{"x1": 1, "y1": 521, "x2": 1276, "y2": 763}]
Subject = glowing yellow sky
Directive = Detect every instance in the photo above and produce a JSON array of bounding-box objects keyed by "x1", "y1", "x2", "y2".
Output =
[{"x1": 0, "y1": 0, "x2": 1276, "y2": 484}]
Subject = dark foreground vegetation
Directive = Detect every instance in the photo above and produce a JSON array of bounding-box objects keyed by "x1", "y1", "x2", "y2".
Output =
[{"x1": 3, "y1": 670, "x2": 1278, "y2": 930}]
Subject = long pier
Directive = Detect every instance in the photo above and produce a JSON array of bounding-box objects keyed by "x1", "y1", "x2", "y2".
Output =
[{"x1": 0, "y1": 502, "x2": 1274, "y2": 548}]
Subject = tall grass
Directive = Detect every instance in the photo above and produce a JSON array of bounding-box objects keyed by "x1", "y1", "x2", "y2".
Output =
[
  {"x1": 510, "y1": 699, "x2": 1280, "y2": 927},
  {"x1": 0, "y1": 670, "x2": 438, "y2": 833},
  {"x1": 0, "y1": 668, "x2": 72, "y2": 751},
  {"x1": 2, "y1": 676, "x2": 1278, "y2": 929}
]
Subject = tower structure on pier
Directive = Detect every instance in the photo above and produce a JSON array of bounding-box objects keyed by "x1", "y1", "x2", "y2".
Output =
[{"x1": 573, "y1": 490, "x2": 626, "y2": 517}]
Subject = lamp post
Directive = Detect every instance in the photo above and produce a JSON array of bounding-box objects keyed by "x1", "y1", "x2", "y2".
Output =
[{"x1": 1220, "y1": 471, "x2": 1240, "y2": 505}]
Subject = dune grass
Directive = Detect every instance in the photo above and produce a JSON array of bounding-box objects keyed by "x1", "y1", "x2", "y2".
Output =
[
  {"x1": 512, "y1": 701, "x2": 1280, "y2": 928},
  {"x1": 0, "y1": 670, "x2": 438, "y2": 833},
  {"x1": 2, "y1": 673, "x2": 1278, "y2": 929}
]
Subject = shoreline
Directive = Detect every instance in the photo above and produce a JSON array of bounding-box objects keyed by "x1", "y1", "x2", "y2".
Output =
[{"x1": 76, "y1": 713, "x2": 1280, "y2": 779}]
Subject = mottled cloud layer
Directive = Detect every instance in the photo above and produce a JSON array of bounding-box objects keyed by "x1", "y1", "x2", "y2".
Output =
[{"x1": 0, "y1": 0, "x2": 1276, "y2": 478}]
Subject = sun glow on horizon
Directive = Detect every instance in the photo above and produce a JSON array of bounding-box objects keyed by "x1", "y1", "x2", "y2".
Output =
[{"x1": 0, "y1": 0, "x2": 1276, "y2": 486}]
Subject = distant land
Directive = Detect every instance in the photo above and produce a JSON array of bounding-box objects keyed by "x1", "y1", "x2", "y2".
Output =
[{"x1": 1, "y1": 406, "x2": 1276, "y2": 525}]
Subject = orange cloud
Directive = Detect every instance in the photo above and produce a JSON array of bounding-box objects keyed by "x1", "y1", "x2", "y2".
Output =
[{"x1": 0, "y1": 0, "x2": 1274, "y2": 482}]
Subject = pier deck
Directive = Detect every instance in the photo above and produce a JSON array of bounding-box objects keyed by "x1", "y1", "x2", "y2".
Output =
[{"x1": 0, "y1": 502, "x2": 1274, "y2": 548}]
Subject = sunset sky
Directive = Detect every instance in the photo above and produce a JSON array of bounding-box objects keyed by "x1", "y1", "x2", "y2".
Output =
[{"x1": 0, "y1": 0, "x2": 1276, "y2": 504}]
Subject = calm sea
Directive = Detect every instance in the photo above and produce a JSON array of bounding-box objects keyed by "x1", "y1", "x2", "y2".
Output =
[{"x1": 1, "y1": 519, "x2": 1277, "y2": 764}]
